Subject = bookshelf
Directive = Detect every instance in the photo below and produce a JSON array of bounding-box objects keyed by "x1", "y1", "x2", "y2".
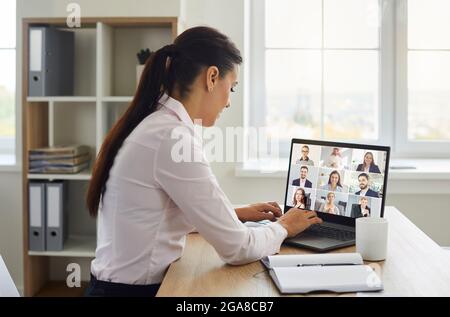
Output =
[{"x1": 22, "y1": 17, "x2": 178, "y2": 297}]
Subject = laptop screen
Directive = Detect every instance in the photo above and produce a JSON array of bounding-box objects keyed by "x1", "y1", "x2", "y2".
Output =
[{"x1": 284, "y1": 139, "x2": 390, "y2": 223}]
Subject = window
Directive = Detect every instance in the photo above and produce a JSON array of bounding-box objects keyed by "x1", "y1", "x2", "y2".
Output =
[
  {"x1": 250, "y1": 0, "x2": 382, "y2": 158},
  {"x1": 0, "y1": 0, "x2": 16, "y2": 165},
  {"x1": 249, "y1": 0, "x2": 450, "y2": 158},
  {"x1": 406, "y1": 0, "x2": 450, "y2": 141}
]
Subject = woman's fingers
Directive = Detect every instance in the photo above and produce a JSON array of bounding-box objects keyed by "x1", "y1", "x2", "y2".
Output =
[
  {"x1": 267, "y1": 201, "x2": 282, "y2": 211},
  {"x1": 260, "y1": 211, "x2": 277, "y2": 221},
  {"x1": 259, "y1": 202, "x2": 282, "y2": 217},
  {"x1": 266, "y1": 202, "x2": 283, "y2": 217},
  {"x1": 308, "y1": 216, "x2": 323, "y2": 225},
  {"x1": 302, "y1": 210, "x2": 322, "y2": 224},
  {"x1": 303, "y1": 210, "x2": 318, "y2": 219}
]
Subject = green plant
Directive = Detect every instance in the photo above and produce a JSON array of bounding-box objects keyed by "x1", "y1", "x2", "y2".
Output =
[{"x1": 136, "y1": 48, "x2": 152, "y2": 65}]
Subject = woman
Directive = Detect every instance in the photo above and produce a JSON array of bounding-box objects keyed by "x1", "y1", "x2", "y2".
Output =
[
  {"x1": 292, "y1": 188, "x2": 307, "y2": 209},
  {"x1": 84, "y1": 27, "x2": 322, "y2": 297},
  {"x1": 321, "y1": 170, "x2": 343, "y2": 192},
  {"x1": 356, "y1": 152, "x2": 381, "y2": 174},
  {"x1": 318, "y1": 192, "x2": 340, "y2": 215}
]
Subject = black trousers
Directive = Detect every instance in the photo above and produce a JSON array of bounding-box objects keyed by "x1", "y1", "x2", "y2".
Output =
[{"x1": 84, "y1": 274, "x2": 160, "y2": 297}]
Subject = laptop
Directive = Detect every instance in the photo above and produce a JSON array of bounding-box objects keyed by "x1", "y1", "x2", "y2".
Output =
[{"x1": 282, "y1": 138, "x2": 390, "y2": 252}]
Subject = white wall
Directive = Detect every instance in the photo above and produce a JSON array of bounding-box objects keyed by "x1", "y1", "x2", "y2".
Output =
[
  {"x1": 0, "y1": 172, "x2": 23, "y2": 291},
  {"x1": 1, "y1": 0, "x2": 449, "y2": 293}
]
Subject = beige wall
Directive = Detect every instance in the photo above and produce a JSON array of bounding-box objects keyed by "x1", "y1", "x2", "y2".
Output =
[{"x1": 1, "y1": 0, "x2": 449, "y2": 293}]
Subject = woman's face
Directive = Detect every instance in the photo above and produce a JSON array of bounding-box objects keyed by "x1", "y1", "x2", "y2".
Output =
[
  {"x1": 364, "y1": 154, "x2": 373, "y2": 166},
  {"x1": 330, "y1": 173, "x2": 339, "y2": 186},
  {"x1": 200, "y1": 65, "x2": 239, "y2": 127},
  {"x1": 328, "y1": 193, "x2": 335, "y2": 202},
  {"x1": 296, "y1": 191, "x2": 303, "y2": 202}
]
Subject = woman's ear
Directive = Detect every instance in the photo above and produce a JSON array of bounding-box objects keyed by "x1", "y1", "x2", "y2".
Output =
[{"x1": 206, "y1": 66, "x2": 219, "y2": 92}]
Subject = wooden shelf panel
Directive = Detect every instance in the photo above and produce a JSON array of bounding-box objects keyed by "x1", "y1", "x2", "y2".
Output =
[
  {"x1": 35, "y1": 281, "x2": 89, "y2": 297},
  {"x1": 28, "y1": 235, "x2": 96, "y2": 258}
]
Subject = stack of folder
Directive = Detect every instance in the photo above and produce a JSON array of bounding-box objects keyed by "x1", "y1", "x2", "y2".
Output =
[{"x1": 28, "y1": 145, "x2": 91, "y2": 174}]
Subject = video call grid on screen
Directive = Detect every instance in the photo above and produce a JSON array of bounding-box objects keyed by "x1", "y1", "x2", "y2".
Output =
[{"x1": 284, "y1": 139, "x2": 389, "y2": 219}]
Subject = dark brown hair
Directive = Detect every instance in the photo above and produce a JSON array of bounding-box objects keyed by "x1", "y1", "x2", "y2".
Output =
[
  {"x1": 86, "y1": 26, "x2": 242, "y2": 217},
  {"x1": 292, "y1": 188, "x2": 306, "y2": 206},
  {"x1": 327, "y1": 170, "x2": 342, "y2": 188},
  {"x1": 358, "y1": 172, "x2": 370, "y2": 181},
  {"x1": 363, "y1": 151, "x2": 375, "y2": 168}
]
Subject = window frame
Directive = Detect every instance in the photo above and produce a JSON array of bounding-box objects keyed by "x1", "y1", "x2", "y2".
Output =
[
  {"x1": 247, "y1": 0, "x2": 450, "y2": 160},
  {"x1": 395, "y1": 0, "x2": 450, "y2": 157}
]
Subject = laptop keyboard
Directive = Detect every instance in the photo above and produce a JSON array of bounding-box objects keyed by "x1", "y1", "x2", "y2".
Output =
[{"x1": 306, "y1": 224, "x2": 355, "y2": 241}]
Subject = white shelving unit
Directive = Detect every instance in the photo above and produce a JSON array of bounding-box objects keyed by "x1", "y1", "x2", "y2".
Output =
[{"x1": 23, "y1": 17, "x2": 178, "y2": 297}]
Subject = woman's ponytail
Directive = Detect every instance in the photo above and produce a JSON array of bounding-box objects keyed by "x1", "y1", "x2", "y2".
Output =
[
  {"x1": 86, "y1": 27, "x2": 242, "y2": 217},
  {"x1": 86, "y1": 45, "x2": 174, "y2": 217}
]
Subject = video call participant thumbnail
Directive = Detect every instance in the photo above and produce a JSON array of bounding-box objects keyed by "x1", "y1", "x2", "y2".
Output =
[
  {"x1": 292, "y1": 188, "x2": 307, "y2": 209},
  {"x1": 350, "y1": 196, "x2": 371, "y2": 218},
  {"x1": 292, "y1": 166, "x2": 312, "y2": 188},
  {"x1": 321, "y1": 170, "x2": 344, "y2": 192},
  {"x1": 318, "y1": 192, "x2": 340, "y2": 215},
  {"x1": 355, "y1": 173, "x2": 379, "y2": 198},
  {"x1": 296, "y1": 145, "x2": 315, "y2": 166},
  {"x1": 356, "y1": 152, "x2": 381, "y2": 174},
  {"x1": 324, "y1": 147, "x2": 343, "y2": 169}
]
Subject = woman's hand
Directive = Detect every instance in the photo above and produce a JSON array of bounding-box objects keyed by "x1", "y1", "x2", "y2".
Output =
[
  {"x1": 235, "y1": 202, "x2": 283, "y2": 222},
  {"x1": 278, "y1": 208, "x2": 323, "y2": 237},
  {"x1": 327, "y1": 205, "x2": 337, "y2": 215}
]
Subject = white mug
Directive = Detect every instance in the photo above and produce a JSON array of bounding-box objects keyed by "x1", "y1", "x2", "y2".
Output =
[{"x1": 356, "y1": 217, "x2": 388, "y2": 261}]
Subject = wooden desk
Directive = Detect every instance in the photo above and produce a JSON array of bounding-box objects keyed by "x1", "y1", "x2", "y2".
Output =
[{"x1": 157, "y1": 207, "x2": 450, "y2": 296}]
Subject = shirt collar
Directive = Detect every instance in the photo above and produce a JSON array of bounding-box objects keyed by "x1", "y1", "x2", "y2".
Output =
[{"x1": 159, "y1": 93, "x2": 194, "y2": 127}]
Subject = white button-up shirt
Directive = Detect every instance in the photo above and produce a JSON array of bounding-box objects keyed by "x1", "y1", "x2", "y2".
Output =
[
  {"x1": 300, "y1": 178, "x2": 306, "y2": 188},
  {"x1": 91, "y1": 94, "x2": 287, "y2": 285}
]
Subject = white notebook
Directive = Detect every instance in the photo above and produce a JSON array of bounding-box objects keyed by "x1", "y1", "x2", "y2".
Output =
[{"x1": 261, "y1": 253, "x2": 383, "y2": 294}]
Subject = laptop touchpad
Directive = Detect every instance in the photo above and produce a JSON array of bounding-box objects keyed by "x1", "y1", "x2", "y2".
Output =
[{"x1": 289, "y1": 235, "x2": 341, "y2": 248}]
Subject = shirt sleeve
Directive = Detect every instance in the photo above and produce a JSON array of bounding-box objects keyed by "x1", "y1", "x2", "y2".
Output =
[{"x1": 153, "y1": 127, "x2": 287, "y2": 265}]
